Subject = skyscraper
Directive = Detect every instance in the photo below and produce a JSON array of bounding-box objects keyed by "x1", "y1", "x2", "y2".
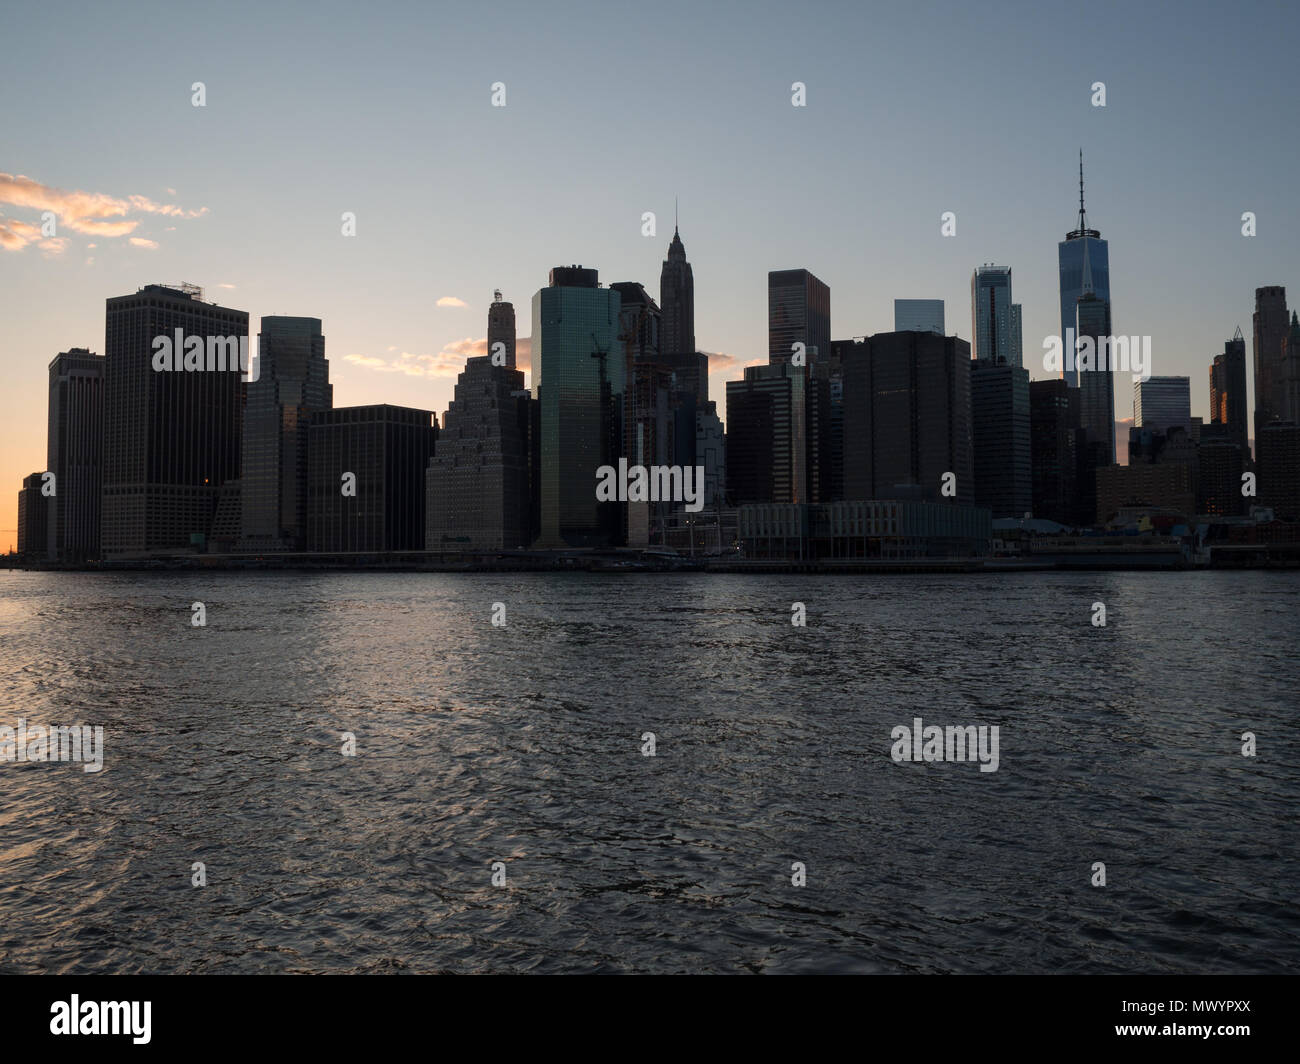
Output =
[
  {"x1": 532, "y1": 266, "x2": 625, "y2": 547},
  {"x1": 1257, "y1": 420, "x2": 1300, "y2": 521},
  {"x1": 488, "y1": 290, "x2": 517, "y2": 370},
  {"x1": 970, "y1": 360, "x2": 1032, "y2": 518},
  {"x1": 1210, "y1": 331, "x2": 1250, "y2": 461},
  {"x1": 1134, "y1": 376, "x2": 1191, "y2": 435},
  {"x1": 1029, "y1": 379, "x2": 1082, "y2": 526},
  {"x1": 425, "y1": 351, "x2": 532, "y2": 550},
  {"x1": 725, "y1": 363, "x2": 806, "y2": 504},
  {"x1": 1252, "y1": 286, "x2": 1289, "y2": 436},
  {"x1": 971, "y1": 266, "x2": 1016, "y2": 366},
  {"x1": 239, "y1": 316, "x2": 331, "y2": 551},
  {"x1": 1075, "y1": 239, "x2": 1116, "y2": 466},
  {"x1": 659, "y1": 224, "x2": 694, "y2": 360},
  {"x1": 46, "y1": 347, "x2": 103, "y2": 561},
  {"x1": 1281, "y1": 311, "x2": 1300, "y2": 425},
  {"x1": 102, "y1": 283, "x2": 247, "y2": 557},
  {"x1": 894, "y1": 299, "x2": 944, "y2": 335},
  {"x1": 1058, "y1": 152, "x2": 1110, "y2": 388},
  {"x1": 768, "y1": 269, "x2": 830, "y2": 368},
  {"x1": 307, "y1": 404, "x2": 437, "y2": 552},
  {"x1": 611, "y1": 280, "x2": 669, "y2": 545},
  {"x1": 16, "y1": 472, "x2": 49, "y2": 557},
  {"x1": 840, "y1": 331, "x2": 974, "y2": 506}
]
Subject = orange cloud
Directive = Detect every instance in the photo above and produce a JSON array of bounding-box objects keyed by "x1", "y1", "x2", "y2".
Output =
[
  {"x1": 704, "y1": 351, "x2": 763, "y2": 376},
  {"x1": 436, "y1": 296, "x2": 467, "y2": 308},
  {"x1": 0, "y1": 173, "x2": 208, "y2": 251},
  {"x1": 345, "y1": 336, "x2": 532, "y2": 379},
  {"x1": 129, "y1": 237, "x2": 159, "y2": 249}
]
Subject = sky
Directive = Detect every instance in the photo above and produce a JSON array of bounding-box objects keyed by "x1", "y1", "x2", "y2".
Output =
[{"x1": 2, "y1": 0, "x2": 1297, "y2": 547}]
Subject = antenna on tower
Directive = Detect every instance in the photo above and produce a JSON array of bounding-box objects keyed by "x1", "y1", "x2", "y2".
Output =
[
  {"x1": 1234, "y1": 325, "x2": 1243, "y2": 341},
  {"x1": 674, "y1": 195, "x2": 678, "y2": 234},
  {"x1": 1078, "y1": 149, "x2": 1087, "y2": 232}
]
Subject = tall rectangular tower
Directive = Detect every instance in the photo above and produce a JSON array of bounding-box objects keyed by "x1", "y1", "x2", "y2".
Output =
[
  {"x1": 971, "y1": 266, "x2": 1016, "y2": 366},
  {"x1": 47, "y1": 348, "x2": 104, "y2": 561},
  {"x1": 1253, "y1": 286, "x2": 1289, "y2": 436},
  {"x1": 532, "y1": 266, "x2": 625, "y2": 547},
  {"x1": 239, "y1": 316, "x2": 331, "y2": 551},
  {"x1": 102, "y1": 284, "x2": 248, "y2": 557},
  {"x1": 1210, "y1": 332, "x2": 1250, "y2": 461},
  {"x1": 768, "y1": 269, "x2": 830, "y2": 368},
  {"x1": 1058, "y1": 154, "x2": 1110, "y2": 387}
]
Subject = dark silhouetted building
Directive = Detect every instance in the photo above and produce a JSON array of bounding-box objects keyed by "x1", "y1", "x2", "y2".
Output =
[
  {"x1": 307, "y1": 404, "x2": 437, "y2": 552},
  {"x1": 17, "y1": 472, "x2": 50, "y2": 558},
  {"x1": 488, "y1": 290, "x2": 516, "y2": 370},
  {"x1": 1257, "y1": 419, "x2": 1300, "y2": 521},
  {"x1": 1253, "y1": 285, "x2": 1289, "y2": 437},
  {"x1": 840, "y1": 331, "x2": 974, "y2": 506},
  {"x1": 102, "y1": 284, "x2": 247, "y2": 557},
  {"x1": 1030, "y1": 379, "x2": 1083, "y2": 526},
  {"x1": 768, "y1": 269, "x2": 829, "y2": 368},
  {"x1": 1197, "y1": 427, "x2": 1246, "y2": 516},
  {"x1": 726, "y1": 363, "x2": 805, "y2": 504},
  {"x1": 47, "y1": 348, "x2": 104, "y2": 561},
  {"x1": 426, "y1": 352, "x2": 532, "y2": 551},
  {"x1": 239, "y1": 316, "x2": 331, "y2": 551},
  {"x1": 970, "y1": 360, "x2": 1031, "y2": 518},
  {"x1": 659, "y1": 226, "x2": 694, "y2": 361},
  {"x1": 1211, "y1": 332, "x2": 1250, "y2": 462}
]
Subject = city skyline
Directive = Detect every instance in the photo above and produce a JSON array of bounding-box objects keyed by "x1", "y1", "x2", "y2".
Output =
[{"x1": 3, "y1": 0, "x2": 1298, "y2": 543}]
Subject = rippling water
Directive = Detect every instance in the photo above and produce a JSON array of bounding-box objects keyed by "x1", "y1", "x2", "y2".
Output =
[{"x1": 0, "y1": 570, "x2": 1296, "y2": 974}]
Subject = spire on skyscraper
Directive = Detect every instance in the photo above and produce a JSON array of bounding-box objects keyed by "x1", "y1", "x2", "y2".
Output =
[
  {"x1": 1067, "y1": 150, "x2": 1100, "y2": 239},
  {"x1": 1077, "y1": 149, "x2": 1087, "y2": 232}
]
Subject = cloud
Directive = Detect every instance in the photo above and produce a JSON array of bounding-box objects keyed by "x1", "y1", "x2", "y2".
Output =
[
  {"x1": 0, "y1": 172, "x2": 208, "y2": 251},
  {"x1": 436, "y1": 296, "x2": 468, "y2": 308},
  {"x1": 703, "y1": 351, "x2": 763, "y2": 376},
  {"x1": 344, "y1": 336, "x2": 532, "y2": 379},
  {"x1": 0, "y1": 217, "x2": 40, "y2": 249},
  {"x1": 38, "y1": 237, "x2": 69, "y2": 256},
  {"x1": 217, "y1": 283, "x2": 236, "y2": 289},
  {"x1": 129, "y1": 237, "x2": 159, "y2": 249}
]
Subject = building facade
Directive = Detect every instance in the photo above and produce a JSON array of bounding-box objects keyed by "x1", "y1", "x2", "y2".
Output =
[
  {"x1": 840, "y1": 331, "x2": 974, "y2": 506},
  {"x1": 970, "y1": 360, "x2": 1032, "y2": 518},
  {"x1": 307, "y1": 404, "x2": 437, "y2": 552},
  {"x1": 768, "y1": 269, "x2": 830, "y2": 368},
  {"x1": 1210, "y1": 332, "x2": 1251, "y2": 462},
  {"x1": 102, "y1": 284, "x2": 247, "y2": 557},
  {"x1": 532, "y1": 266, "x2": 625, "y2": 547},
  {"x1": 46, "y1": 348, "x2": 104, "y2": 561},
  {"x1": 239, "y1": 316, "x2": 331, "y2": 551}
]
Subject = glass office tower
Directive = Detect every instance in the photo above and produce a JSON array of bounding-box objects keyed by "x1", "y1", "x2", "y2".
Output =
[{"x1": 532, "y1": 266, "x2": 625, "y2": 547}]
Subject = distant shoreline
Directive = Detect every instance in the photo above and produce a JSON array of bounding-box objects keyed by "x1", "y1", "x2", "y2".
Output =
[{"x1": 4, "y1": 556, "x2": 1296, "y2": 574}]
